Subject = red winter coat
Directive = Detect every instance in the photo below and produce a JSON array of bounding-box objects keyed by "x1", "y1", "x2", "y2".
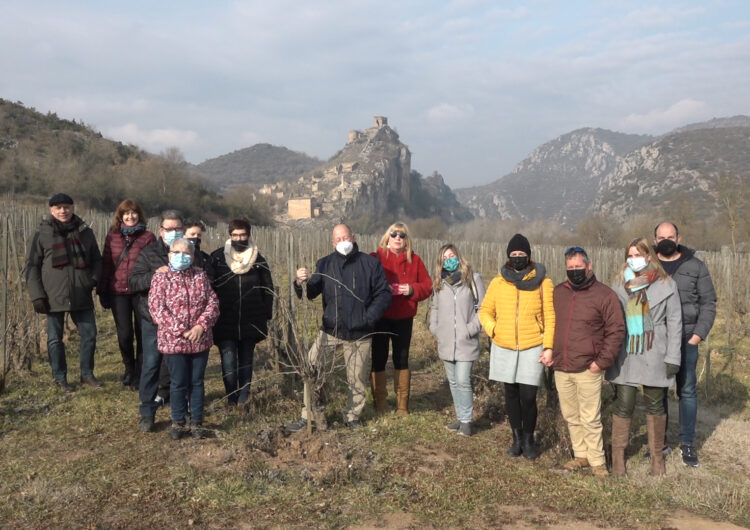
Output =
[
  {"x1": 98, "y1": 228, "x2": 156, "y2": 295},
  {"x1": 148, "y1": 267, "x2": 220, "y2": 354},
  {"x1": 372, "y1": 247, "x2": 432, "y2": 320}
]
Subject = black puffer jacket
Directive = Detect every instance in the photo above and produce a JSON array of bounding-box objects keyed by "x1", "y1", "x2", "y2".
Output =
[
  {"x1": 129, "y1": 239, "x2": 170, "y2": 324},
  {"x1": 664, "y1": 246, "x2": 717, "y2": 340},
  {"x1": 295, "y1": 245, "x2": 391, "y2": 340},
  {"x1": 211, "y1": 248, "x2": 274, "y2": 343}
]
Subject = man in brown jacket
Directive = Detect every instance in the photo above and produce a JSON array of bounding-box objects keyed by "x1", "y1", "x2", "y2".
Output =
[{"x1": 544, "y1": 247, "x2": 625, "y2": 477}]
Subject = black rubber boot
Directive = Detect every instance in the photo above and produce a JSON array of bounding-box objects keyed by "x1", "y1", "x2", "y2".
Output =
[
  {"x1": 521, "y1": 432, "x2": 539, "y2": 460},
  {"x1": 507, "y1": 428, "x2": 523, "y2": 457}
]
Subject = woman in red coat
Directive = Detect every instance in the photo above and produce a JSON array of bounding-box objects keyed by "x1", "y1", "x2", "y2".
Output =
[
  {"x1": 97, "y1": 199, "x2": 156, "y2": 388},
  {"x1": 371, "y1": 222, "x2": 432, "y2": 414}
]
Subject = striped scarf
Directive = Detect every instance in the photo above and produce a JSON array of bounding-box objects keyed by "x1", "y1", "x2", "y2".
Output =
[
  {"x1": 50, "y1": 216, "x2": 88, "y2": 269},
  {"x1": 623, "y1": 268, "x2": 658, "y2": 354}
]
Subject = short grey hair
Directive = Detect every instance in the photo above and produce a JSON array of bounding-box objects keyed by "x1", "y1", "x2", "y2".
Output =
[
  {"x1": 169, "y1": 238, "x2": 194, "y2": 256},
  {"x1": 160, "y1": 209, "x2": 184, "y2": 226}
]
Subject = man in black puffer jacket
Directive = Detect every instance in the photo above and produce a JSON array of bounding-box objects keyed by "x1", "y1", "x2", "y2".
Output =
[
  {"x1": 654, "y1": 222, "x2": 716, "y2": 467},
  {"x1": 285, "y1": 224, "x2": 391, "y2": 432}
]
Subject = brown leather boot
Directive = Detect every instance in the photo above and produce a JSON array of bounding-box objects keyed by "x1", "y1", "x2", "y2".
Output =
[
  {"x1": 394, "y1": 369, "x2": 411, "y2": 416},
  {"x1": 647, "y1": 414, "x2": 667, "y2": 476},
  {"x1": 370, "y1": 371, "x2": 387, "y2": 415},
  {"x1": 611, "y1": 415, "x2": 631, "y2": 477}
]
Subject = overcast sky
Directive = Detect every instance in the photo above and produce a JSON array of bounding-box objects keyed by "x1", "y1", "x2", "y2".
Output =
[{"x1": 2, "y1": 1, "x2": 749, "y2": 187}]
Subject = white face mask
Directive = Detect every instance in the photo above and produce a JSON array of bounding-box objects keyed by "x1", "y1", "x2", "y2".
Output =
[
  {"x1": 335, "y1": 240, "x2": 354, "y2": 256},
  {"x1": 627, "y1": 256, "x2": 648, "y2": 273}
]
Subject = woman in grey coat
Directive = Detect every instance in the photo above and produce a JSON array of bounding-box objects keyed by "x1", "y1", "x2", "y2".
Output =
[
  {"x1": 606, "y1": 237, "x2": 682, "y2": 476},
  {"x1": 429, "y1": 244, "x2": 485, "y2": 437}
]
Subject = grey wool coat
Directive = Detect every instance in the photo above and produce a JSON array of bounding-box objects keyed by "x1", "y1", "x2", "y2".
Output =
[
  {"x1": 429, "y1": 273, "x2": 486, "y2": 362},
  {"x1": 605, "y1": 277, "x2": 682, "y2": 388}
]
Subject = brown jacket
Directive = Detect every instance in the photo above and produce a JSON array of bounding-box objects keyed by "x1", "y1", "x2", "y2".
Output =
[{"x1": 552, "y1": 275, "x2": 625, "y2": 373}]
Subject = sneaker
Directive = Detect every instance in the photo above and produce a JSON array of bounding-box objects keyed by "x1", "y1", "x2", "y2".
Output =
[
  {"x1": 80, "y1": 375, "x2": 103, "y2": 388},
  {"x1": 680, "y1": 444, "x2": 699, "y2": 467},
  {"x1": 344, "y1": 419, "x2": 363, "y2": 429},
  {"x1": 154, "y1": 395, "x2": 166, "y2": 408},
  {"x1": 138, "y1": 416, "x2": 155, "y2": 433},
  {"x1": 285, "y1": 418, "x2": 308, "y2": 434},
  {"x1": 645, "y1": 446, "x2": 673, "y2": 458},
  {"x1": 445, "y1": 420, "x2": 461, "y2": 432},
  {"x1": 55, "y1": 380, "x2": 75, "y2": 393},
  {"x1": 169, "y1": 423, "x2": 187, "y2": 440},
  {"x1": 457, "y1": 422, "x2": 472, "y2": 437}
]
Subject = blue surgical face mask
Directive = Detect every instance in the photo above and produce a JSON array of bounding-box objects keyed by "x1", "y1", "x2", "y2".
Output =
[
  {"x1": 169, "y1": 252, "x2": 192, "y2": 271},
  {"x1": 443, "y1": 256, "x2": 460, "y2": 272},
  {"x1": 163, "y1": 229, "x2": 183, "y2": 246},
  {"x1": 627, "y1": 256, "x2": 648, "y2": 273}
]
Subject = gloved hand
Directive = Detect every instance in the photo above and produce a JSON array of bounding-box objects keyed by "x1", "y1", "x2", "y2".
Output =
[
  {"x1": 32, "y1": 298, "x2": 50, "y2": 314},
  {"x1": 665, "y1": 363, "x2": 680, "y2": 377},
  {"x1": 98, "y1": 292, "x2": 112, "y2": 309}
]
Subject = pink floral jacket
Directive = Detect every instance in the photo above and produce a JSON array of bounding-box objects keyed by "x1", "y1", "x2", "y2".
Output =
[{"x1": 148, "y1": 267, "x2": 220, "y2": 354}]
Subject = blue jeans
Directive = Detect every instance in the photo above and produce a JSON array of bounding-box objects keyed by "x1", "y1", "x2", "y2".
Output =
[
  {"x1": 218, "y1": 339, "x2": 256, "y2": 405},
  {"x1": 677, "y1": 342, "x2": 699, "y2": 445},
  {"x1": 443, "y1": 360, "x2": 474, "y2": 423},
  {"x1": 46, "y1": 309, "x2": 97, "y2": 382},
  {"x1": 138, "y1": 319, "x2": 162, "y2": 419},
  {"x1": 164, "y1": 351, "x2": 209, "y2": 424}
]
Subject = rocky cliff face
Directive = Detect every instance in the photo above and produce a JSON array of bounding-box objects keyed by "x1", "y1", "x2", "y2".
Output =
[{"x1": 455, "y1": 128, "x2": 653, "y2": 226}]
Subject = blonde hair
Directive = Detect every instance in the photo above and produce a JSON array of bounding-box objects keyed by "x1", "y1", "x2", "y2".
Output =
[
  {"x1": 378, "y1": 222, "x2": 413, "y2": 263},
  {"x1": 619, "y1": 237, "x2": 669, "y2": 282},
  {"x1": 433, "y1": 243, "x2": 473, "y2": 291}
]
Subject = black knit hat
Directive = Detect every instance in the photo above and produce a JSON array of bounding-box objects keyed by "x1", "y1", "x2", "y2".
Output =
[
  {"x1": 49, "y1": 193, "x2": 74, "y2": 206},
  {"x1": 507, "y1": 233, "x2": 531, "y2": 257}
]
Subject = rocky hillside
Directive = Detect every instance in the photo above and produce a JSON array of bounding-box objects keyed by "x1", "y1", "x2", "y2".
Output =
[
  {"x1": 196, "y1": 143, "x2": 322, "y2": 190},
  {"x1": 455, "y1": 128, "x2": 653, "y2": 226}
]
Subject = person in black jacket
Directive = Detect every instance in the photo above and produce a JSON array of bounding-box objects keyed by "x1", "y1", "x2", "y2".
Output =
[
  {"x1": 211, "y1": 219, "x2": 274, "y2": 409},
  {"x1": 285, "y1": 224, "x2": 391, "y2": 432}
]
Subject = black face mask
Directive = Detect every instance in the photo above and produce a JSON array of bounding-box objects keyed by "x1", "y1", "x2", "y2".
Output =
[
  {"x1": 566, "y1": 269, "x2": 587, "y2": 286},
  {"x1": 656, "y1": 239, "x2": 677, "y2": 257},
  {"x1": 508, "y1": 256, "x2": 529, "y2": 271},
  {"x1": 185, "y1": 237, "x2": 201, "y2": 251},
  {"x1": 231, "y1": 240, "x2": 249, "y2": 251}
]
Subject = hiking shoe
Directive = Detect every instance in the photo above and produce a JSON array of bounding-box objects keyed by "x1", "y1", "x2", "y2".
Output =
[
  {"x1": 591, "y1": 465, "x2": 609, "y2": 478},
  {"x1": 445, "y1": 420, "x2": 461, "y2": 432},
  {"x1": 680, "y1": 444, "x2": 699, "y2": 467},
  {"x1": 80, "y1": 375, "x2": 103, "y2": 388},
  {"x1": 55, "y1": 380, "x2": 75, "y2": 393},
  {"x1": 191, "y1": 423, "x2": 206, "y2": 439},
  {"x1": 562, "y1": 457, "x2": 590, "y2": 471},
  {"x1": 344, "y1": 419, "x2": 363, "y2": 429},
  {"x1": 285, "y1": 418, "x2": 308, "y2": 434},
  {"x1": 169, "y1": 423, "x2": 187, "y2": 440},
  {"x1": 457, "y1": 422, "x2": 472, "y2": 437},
  {"x1": 138, "y1": 416, "x2": 155, "y2": 433}
]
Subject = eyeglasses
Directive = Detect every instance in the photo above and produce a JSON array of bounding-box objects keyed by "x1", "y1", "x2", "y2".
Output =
[
  {"x1": 565, "y1": 246, "x2": 587, "y2": 256},
  {"x1": 390, "y1": 231, "x2": 407, "y2": 239}
]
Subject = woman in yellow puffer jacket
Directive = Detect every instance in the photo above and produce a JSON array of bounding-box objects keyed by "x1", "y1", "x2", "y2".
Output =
[{"x1": 479, "y1": 233, "x2": 554, "y2": 460}]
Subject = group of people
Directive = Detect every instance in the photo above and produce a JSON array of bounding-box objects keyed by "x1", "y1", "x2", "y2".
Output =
[{"x1": 25, "y1": 193, "x2": 716, "y2": 477}]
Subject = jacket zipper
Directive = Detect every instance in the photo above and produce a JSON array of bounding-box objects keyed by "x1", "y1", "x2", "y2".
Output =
[
  {"x1": 562, "y1": 290, "x2": 577, "y2": 371},
  {"x1": 237, "y1": 271, "x2": 242, "y2": 339},
  {"x1": 515, "y1": 289, "x2": 520, "y2": 351},
  {"x1": 453, "y1": 286, "x2": 458, "y2": 361}
]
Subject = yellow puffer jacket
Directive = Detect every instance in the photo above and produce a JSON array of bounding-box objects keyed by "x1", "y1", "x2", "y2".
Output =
[{"x1": 479, "y1": 268, "x2": 555, "y2": 350}]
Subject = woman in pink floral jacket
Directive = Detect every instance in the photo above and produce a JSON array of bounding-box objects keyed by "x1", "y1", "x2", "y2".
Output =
[{"x1": 148, "y1": 238, "x2": 219, "y2": 440}]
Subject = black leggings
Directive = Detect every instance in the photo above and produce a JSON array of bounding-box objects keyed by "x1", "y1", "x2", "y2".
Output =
[
  {"x1": 504, "y1": 382, "x2": 538, "y2": 434},
  {"x1": 110, "y1": 294, "x2": 143, "y2": 373},
  {"x1": 371, "y1": 318, "x2": 414, "y2": 371}
]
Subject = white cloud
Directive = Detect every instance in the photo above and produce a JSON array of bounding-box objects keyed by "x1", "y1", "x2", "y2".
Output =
[
  {"x1": 106, "y1": 123, "x2": 198, "y2": 153},
  {"x1": 619, "y1": 99, "x2": 711, "y2": 134}
]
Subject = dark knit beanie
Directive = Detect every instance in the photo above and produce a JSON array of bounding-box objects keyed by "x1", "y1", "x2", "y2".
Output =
[
  {"x1": 507, "y1": 233, "x2": 531, "y2": 257},
  {"x1": 49, "y1": 193, "x2": 74, "y2": 206}
]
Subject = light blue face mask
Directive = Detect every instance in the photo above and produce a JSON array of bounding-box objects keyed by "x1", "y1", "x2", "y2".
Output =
[
  {"x1": 169, "y1": 252, "x2": 192, "y2": 271},
  {"x1": 163, "y1": 230, "x2": 183, "y2": 246},
  {"x1": 443, "y1": 256, "x2": 460, "y2": 272}
]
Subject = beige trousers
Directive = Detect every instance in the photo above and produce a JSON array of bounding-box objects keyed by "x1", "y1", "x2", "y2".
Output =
[
  {"x1": 300, "y1": 331, "x2": 372, "y2": 423},
  {"x1": 555, "y1": 369, "x2": 605, "y2": 466}
]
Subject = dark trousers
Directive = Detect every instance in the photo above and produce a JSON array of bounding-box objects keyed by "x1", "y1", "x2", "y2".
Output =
[
  {"x1": 371, "y1": 318, "x2": 414, "y2": 371},
  {"x1": 110, "y1": 294, "x2": 143, "y2": 375},
  {"x1": 504, "y1": 382, "x2": 538, "y2": 434},
  {"x1": 46, "y1": 309, "x2": 97, "y2": 382},
  {"x1": 218, "y1": 339, "x2": 257, "y2": 405},
  {"x1": 164, "y1": 351, "x2": 209, "y2": 424},
  {"x1": 138, "y1": 319, "x2": 162, "y2": 419}
]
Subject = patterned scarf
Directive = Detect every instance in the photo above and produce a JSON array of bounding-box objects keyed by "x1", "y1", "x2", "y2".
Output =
[
  {"x1": 441, "y1": 269, "x2": 462, "y2": 285},
  {"x1": 50, "y1": 215, "x2": 88, "y2": 269},
  {"x1": 623, "y1": 268, "x2": 658, "y2": 354},
  {"x1": 224, "y1": 238, "x2": 258, "y2": 275}
]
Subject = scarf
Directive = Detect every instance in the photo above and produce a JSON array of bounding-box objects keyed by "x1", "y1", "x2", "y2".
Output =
[
  {"x1": 623, "y1": 268, "x2": 658, "y2": 354},
  {"x1": 441, "y1": 269, "x2": 462, "y2": 285},
  {"x1": 120, "y1": 222, "x2": 145, "y2": 236},
  {"x1": 50, "y1": 215, "x2": 88, "y2": 269},
  {"x1": 224, "y1": 238, "x2": 258, "y2": 275},
  {"x1": 500, "y1": 263, "x2": 546, "y2": 291}
]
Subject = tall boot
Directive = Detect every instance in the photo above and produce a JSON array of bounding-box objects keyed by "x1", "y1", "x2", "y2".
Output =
[
  {"x1": 647, "y1": 414, "x2": 667, "y2": 476},
  {"x1": 394, "y1": 369, "x2": 411, "y2": 416},
  {"x1": 611, "y1": 415, "x2": 631, "y2": 477},
  {"x1": 370, "y1": 371, "x2": 387, "y2": 415}
]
